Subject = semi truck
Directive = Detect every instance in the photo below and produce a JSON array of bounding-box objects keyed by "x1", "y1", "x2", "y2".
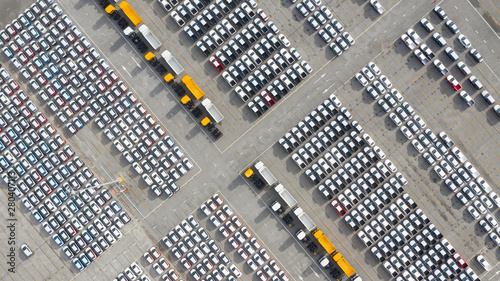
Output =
[
  {"x1": 274, "y1": 184, "x2": 297, "y2": 208},
  {"x1": 313, "y1": 229, "x2": 362, "y2": 281},
  {"x1": 139, "y1": 24, "x2": 161, "y2": 50},
  {"x1": 296, "y1": 229, "x2": 307, "y2": 241},
  {"x1": 161, "y1": 50, "x2": 184, "y2": 76},
  {"x1": 123, "y1": 26, "x2": 134, "y2": 36},
  {"x1": 201, "y1": 98, "x2": 224, "y2": 124},
  {"x1": 254, "y1": 161, "x2": 277, "y2": 186},
  {"x1": 118, "y1": 1, "x2": 143, "y2": 26},
  {"x1": 293, "y1": 207, "x2": 316, "y2": 231}
]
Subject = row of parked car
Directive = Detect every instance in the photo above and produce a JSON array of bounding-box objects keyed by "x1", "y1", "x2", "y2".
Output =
[
  {"x1": 311, "y1": 90, "x2": 475, "y2": 280},
  {"x1": 354, "y1": 35, "x2": 490, "y2": 276},
  {"x1": 151, "y1": 194, "x2": 243, "y2": 281},
  {"x1": 201, "y1": 194, "x2": 289, "y2": 281},
  {"x1": 0, "y1": 0, "x2": 136, "y2": 272},
  {"x1": 115, "y1": 261, "x2": 156, "y2": 281},
  {"x1": 293, "y1": 0, "x2": 354, "y2": 56},
  {"x1": 207, "y1": 199, "x2": 286, "y2": 280},
  {"x1": 384, "y1": 19, "x2": 500, "y2": 252},
  {"x1": 273, "y1": 46, "x2": 478, "y2": 279},
  {"x1": 406, "y1": 6, "x2": 497, "y2": 114},
  {"x1": 5, "y1": 0, "x2": 195, "y2": 198}
]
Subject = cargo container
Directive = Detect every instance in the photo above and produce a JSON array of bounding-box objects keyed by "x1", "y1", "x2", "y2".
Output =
[{"x1": 118, "y1": 1, "x2": 143, "y2": 26}]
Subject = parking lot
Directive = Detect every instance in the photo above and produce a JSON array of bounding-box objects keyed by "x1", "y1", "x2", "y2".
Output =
[{"x1": 1, "y1": 0, "x2": 500, "y2": 281}]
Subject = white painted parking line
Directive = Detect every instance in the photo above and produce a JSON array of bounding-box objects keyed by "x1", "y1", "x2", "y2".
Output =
[{"x1": 466, "y1": 0, "x2": 500, "y2": 40}]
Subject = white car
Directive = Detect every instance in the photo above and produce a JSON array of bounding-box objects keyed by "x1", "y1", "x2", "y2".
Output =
[
  {"x1": 355, "y1": 73, "x2": 368, "y2": 87},
  {"x1": 370, "y1": 0, "x2": 385, "y2": 14},
  {"x1": 278, "y1": 34, "x2": 290, "y2": 47},
  {"x1": 458, "y1": 34, "x2": 471, "y2": 49},
  {"x1": 400, "y1": 126, "x2": 413, "y2": 140}
]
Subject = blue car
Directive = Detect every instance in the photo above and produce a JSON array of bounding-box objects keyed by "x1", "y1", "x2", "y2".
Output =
[
  {"x1": 42, "y1": 68, "x2": 53, "y2": 80},
  {"x1": 49, "y1": 63, "x2": 59, "y2": 75},
  {"x1": 56, "y1": 188, "x2": 69, "y2": 201},
  {"x1": 36, "y1": 164, "x2": 49, "y2": 177},
  {"x1": 52, "y1": 80, "x2": 63, "y2": 91},
  {"x1": 61, "y1": 90, "x2": 71, "y2": 101},
  {"x1": 82, "y1": 230, "x2": 94, "y2": 244},
  {"x1": 16, "y1": 140, "x2": 28, "y2": 152},
  {"x1": 47, "y1": 176, "x2": 59, "y2": 189},
  {"x1": 52, "y1": 234, "x2": 64, "y2": 246},
  {"x1": 0, "y1": 156, "x2": 10, "y2": 169},
  {"x1": 68, "y1": 201, "x2": 79, "y2": 213},
  {"x1": 14, "y1": 163, "x2": 26, "y2": 176},
  {"x1": 40, "y1": 52, "x2": 51, "y2": 64},
  {"x1": 27, "y1": 152, "x2": 39, "y2": 164},
  {"x1": 79, "y1": 253, "x2": 91, "y2": 267},
  {"x1": 6, "y1": 128, "x2": 19, "y2": 140},
  {"x1": 33, "y1": 57, "x2": 44, "y2": 69},
  {"x1": 3, "y1": 47, "x2": 14, "y2": 58},
  {"x1": 50, "y1": 193, "x2": 63, "y2": 207},
  {"x1": 32, "y1": 209, "x2": 45, "y2": 222},
  {"x1": 73, "y1": 117, "x2": 84, "y2": 129},
  {"x1": 39, "y1": 141, "x2": 51, "y2": 154},
  {"x1": 60, "y1": 166, "x2": 71, "y2": 178},
  {"x1": 28, "y1": 27, "x2": 40, "y2": 39}
]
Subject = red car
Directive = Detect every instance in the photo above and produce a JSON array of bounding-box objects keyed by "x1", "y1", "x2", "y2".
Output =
[
  {"x1": 209, "y1": 56, "x2": 224, "y2": 72},
  {"x1": 24, "y1": 47, "x2": 35, "y2": 58},
  {"x1": 96, "y1": 81, "x2": 107, "y2": 92},
  {"x1": 11, "y1": 96, "x2": 22, "y2": 107},
  {"x1": 29, "y1": 118, "x2": 41, "y2": 129},
  {"x1": 102, "y1": 75, "x2": 113, "y2": 87},
  {"x1": 5, "y1": 25, "x2": 16, "y2": 36},
  {"x1": 331, "y1": 199, "x2": 346, "y2": 216},
  {"x1": 75, "y1": 42, "x2": 85, "y2": 54},
  {"x1": 109, "y1": 70, "x2": 119, "y2": 81},
  {"x1": 93, "y1": 64, "x2": 103, "y2": 76},
  {"x1": 260, "y1": 91, "x2": 275, "y2": 106},
  {"x1": 21, "y1": 107, "x2": 32, "y2": 117},
  {"x1": 257, "y1": 9, "x2": 269, "y2": 22},
  {"x1": 31, "y1": 170, "x2": 42, "y2": 182},
  {"x1": 142, "y1": 136, "x2": 153, "y2": 147},
  {"x1": 36, "y1": 112, "x2": 48, "y2": 124},
  {"x1": 452, "y1": 252, "x2": 468, "y2": 269},
  {"x1": 1, "y1": 134, "x2": 12, "y2": 146},
  {"x1": 40, "y1": 182, "x2": 53, "y2": 194},
  {"x1": 46, "y1": 85, "x2": 57, "y2": 96},
  {"x1": 54, "y1": 95, "x2": 65, "y2": 107},
  {"x1": 9, "y1": 80, "x2": 20, "y2": 90},
  {"x1": 446, "y1": 75, "x2": 461, "y2": 91},
  {"x1": 36, "y1": 74, "x2": 47, "y2": 85},
  {"x1": 18, "y1": 52, "x2": 29, "y2": 64},
  {"x1": 2, "y1": 85, "x2": 13, "y2": 96}
]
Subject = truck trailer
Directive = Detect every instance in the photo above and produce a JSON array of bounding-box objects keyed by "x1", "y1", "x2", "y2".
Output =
[
  {"x1": 161, "y1": 50, "x2": 184, "y2": 76},
  {"x1": 118, "y1": 1, "x2": 143, "y2": 26},
  {"x1": 181, "y1": 75, "x2": 205, "y2": 100},
  {"x1": 293, "y1": 207, "x2": 317, "y2": 231},
  {"x1": 274, "y1": 184, "x2": 297, "y2": 208},
  {"x1": 138, "y1": 24, "x2": 161, "y2": 50},
  {"x1": 201, "y1": 98, "x2": 224, "y2": 123},
  {"x1": 254, "y1": 161, "x2": 277, "y2": 186}
]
